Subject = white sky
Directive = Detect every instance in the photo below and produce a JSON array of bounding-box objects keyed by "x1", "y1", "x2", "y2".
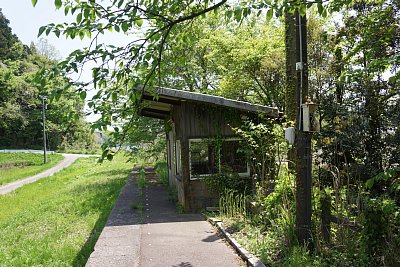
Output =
[
  {"x1": 0, "y1": 0, "x2": 90, "y2": 59},
  {"x1": 0, "y1": 0, "x2": 134, "y2": 122},
  {"x1": 0, "y1": 0, "x2": 134, "y2": 59}
]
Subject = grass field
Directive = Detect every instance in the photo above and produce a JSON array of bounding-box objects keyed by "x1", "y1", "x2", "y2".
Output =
[
  {"x1": 0, "y1": 153, "x2": 64, "y2": 186},
  {"x1": 0, "y1": 154, "x2": 133, "y2": 266}
]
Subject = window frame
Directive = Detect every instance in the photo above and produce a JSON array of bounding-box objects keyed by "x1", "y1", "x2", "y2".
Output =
[{"x1": 175, "y1": 139, "x2": 181, "y2": 175}]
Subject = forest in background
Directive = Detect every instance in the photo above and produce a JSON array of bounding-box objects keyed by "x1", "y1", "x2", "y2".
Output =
[{"x1": 0, "y1": 8, "x2": 96, "y2": 151}]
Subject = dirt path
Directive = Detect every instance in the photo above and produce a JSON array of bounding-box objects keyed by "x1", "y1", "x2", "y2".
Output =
[{"x1": 0, "y1": 154, "x2": 94, "y2": 195}]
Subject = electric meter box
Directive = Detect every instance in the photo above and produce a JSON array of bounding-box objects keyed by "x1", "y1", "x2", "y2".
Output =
[
  {"x1": 301, "y1": 100, "x2": 320, "y2": 133},
  {"x1": 284, "y1": 127, "x2": 295, "y2": 144}
]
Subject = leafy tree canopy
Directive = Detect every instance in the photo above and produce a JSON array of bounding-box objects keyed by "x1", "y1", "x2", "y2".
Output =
[
  {"x1": 0, "y1": 11, "x2": 96, "y2": 151},
  {"x1": 33, "y1": 0, "x2": 355, "y2": 157},
  {"x1": 0, "y1": 8, "x2": 20, "y2": 61}
]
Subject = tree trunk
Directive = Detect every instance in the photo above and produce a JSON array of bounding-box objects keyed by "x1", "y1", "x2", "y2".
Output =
[{"x1": 365, "y1": 80, "x2": 382, "y2": 178}]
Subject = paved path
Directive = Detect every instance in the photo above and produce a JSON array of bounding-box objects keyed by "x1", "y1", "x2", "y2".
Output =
[
  {"x1": 0, "y1": 154, "x2": 93, "y2": 195},
  {"x1": 86, "y1": 171, "x2": 243, "y2": 267},
  {"x1": 140, "y1": 185, "x2": 242, "y2": 267},
  {"x1": 85, "y1": 171, "x2": 141, "y2": 267}
]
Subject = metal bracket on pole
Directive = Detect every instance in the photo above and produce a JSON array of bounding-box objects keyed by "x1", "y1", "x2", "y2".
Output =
[{"x1": 296, "y1": 62, "x2": 304, "y2": 71}]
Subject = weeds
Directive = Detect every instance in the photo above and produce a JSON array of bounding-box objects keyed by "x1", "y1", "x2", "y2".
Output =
[
  {"x1": 219, "y1": 189, "x2": 246, "y2": 218},
  {"x1": 176, "y1": 203, "x2": 184, "y2": 213},
  {"x1": 154, "y1": 161, "x2": 168, "y2": 186},
  {"x1": 135, "y1": 166, "x2": 147, "y2": 222},
  {"x1": 137, "y1": 167, "x2": 147, "y2": 188}
]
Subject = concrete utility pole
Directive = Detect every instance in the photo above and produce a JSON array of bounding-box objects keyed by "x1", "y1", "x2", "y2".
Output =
[
  {"x1": 39, "y1": 95, "x2": 47, "y2": 164},
  {"x1": 285, "y1": 7, "x2": 313, "y2": 248},
  {"x1": 295, "y1": 10, "x2": 312, "y2": 248}
]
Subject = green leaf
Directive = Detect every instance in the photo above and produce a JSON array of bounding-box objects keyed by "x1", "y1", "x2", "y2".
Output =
[
  {"x1": 80, "y1": 91, "x2": 87, "y2": 100},
  {"x1": 266, "y1": 8, "x2": 273, "y2": 21},
  {"x1": 226, "y1": 10, "x2": 233, "y2": 19},
  {"x1": 54, "y1": 0, "x2": 62, "y2": 9},
  {"x1": 31, "y1": 0, "x2": 38, "y2": 7},
  {"x1": 136, "y1": 19, "x2": 143, "y2": 27},
  {"x1": 79, "y1": 31, "x2": 85, "y2": 40},
  {"x1": 388, "y1": 76, "x2": 396, "y2": 84},
  {"x1": 234, "y1": 7, "x2": 242, "y2": 22},
  {"x1": 299, "y1": 4, "x2": 306, "y2": 16},
  {"x1": 366, "y1": 178, "x2": 375, "y2": 189},
  {"x1": 77, "y1": 13, "x2": 83, "y2": 24},
  {"x1": 64, "y1": 5, "x2": 70, "y2": 15},
  {"x1": 121, "y1": 21, "x2": 129, "y2": 32},
  {"x1": 38, "y1": 26, "x2": 46, "y2": 37},
  {"x1": 102, "y1": 149, "x2": 109, "y2": 159},
  {"x1": 84, "y1": 8, "x2": 90, "y2": 19},
  {"x1": 86, "y1": 30, "x2": 92, "y2": 39},
  {"x1": 317, "y1": 3, "x2": 324, "y2": 15},
  {"x1": 112, "y1": 92, "x2": 117, "y2": 102},
  {"x1": 321, "y1": 8, "x2": 328, "y2": 18}
]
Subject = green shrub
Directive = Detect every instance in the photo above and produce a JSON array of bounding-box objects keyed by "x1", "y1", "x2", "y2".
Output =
[
  {"x1": 360, "y1": 196, "x2": 400, "y2": 266},
  {"x1": 282, "y1": 245, "x2": 313, "y2": 267},
  {"x1": 204, "y1": 165, "x2": 252, "y2": 195}
]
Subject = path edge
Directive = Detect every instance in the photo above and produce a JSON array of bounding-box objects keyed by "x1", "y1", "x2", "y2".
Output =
[{"x1": 208, "y1": 217, "x2": 266, "y2": 267}]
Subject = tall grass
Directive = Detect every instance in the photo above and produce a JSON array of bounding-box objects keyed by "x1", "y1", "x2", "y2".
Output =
[
  {"x1": 215, "y1": 163, "x2": 299, "y2": 265},
  {"x1": 137, "y1": 167, "x2": 147, "y2": 188},
  {"x1": 0, "y1": 153, "x2": 64, "y2": 185},
  {"x1": 0, "y1": 154, "x2": 132, "y2": 266},
  {"x1": 154, "y1": 161, "x2": 168, "y2": 186},
  {"x1": 219, "y1": 189, "x2": 246, "y2": 218}
]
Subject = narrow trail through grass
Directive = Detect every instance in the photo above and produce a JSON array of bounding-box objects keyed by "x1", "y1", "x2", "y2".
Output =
[
  {"x1": 0, "y1": 153, "x2": 64, "y2": 186},
  {"x1": 0, "y1": 154, "x2": 133, "y2": 266}
]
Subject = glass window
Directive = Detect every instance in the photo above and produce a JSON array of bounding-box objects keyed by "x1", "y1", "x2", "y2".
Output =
[
  {"x1": 189, "y1": 138, "x2": 249, "y2": 179},
  {"x1": 220, "y1": 140, "x2": 248, "y2": 174},
  {"x1": 189, "y1": 139, "x2": 218, "y2": 177}
]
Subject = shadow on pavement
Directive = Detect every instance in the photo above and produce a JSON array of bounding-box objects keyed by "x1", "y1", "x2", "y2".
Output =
[
  {"x1": 142, "y1": 184, "x2": 203, "y2": 224},
  {"x1": 202, "y1": 233, "x2": 221, "y2": 243}
]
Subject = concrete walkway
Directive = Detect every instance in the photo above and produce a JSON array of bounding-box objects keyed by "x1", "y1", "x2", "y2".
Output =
[
  {"x1": 0, "y1": 154, "x2": 93, "y2": 195},
  {"x1": 85, "y1": 171, "x2": 141, "y2": 266},
  {"x1": 86, "y1": 171, "x2": 243, "y2": 267}
]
